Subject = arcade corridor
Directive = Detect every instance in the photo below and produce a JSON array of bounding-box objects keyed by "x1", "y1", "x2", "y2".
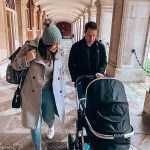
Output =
[{"x1": 0, "y1": 39, "x2": 150, "y2": 150}]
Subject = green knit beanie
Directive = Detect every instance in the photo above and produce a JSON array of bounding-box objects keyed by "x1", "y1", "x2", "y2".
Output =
[{"x1": 42, "y1": 24, "x2": 62, "y2": 45}]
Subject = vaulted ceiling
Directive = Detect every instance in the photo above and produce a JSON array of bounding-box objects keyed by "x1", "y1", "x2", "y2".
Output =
[{"x1": 33, "y1": 0, "x2": 94, "y2": 23}]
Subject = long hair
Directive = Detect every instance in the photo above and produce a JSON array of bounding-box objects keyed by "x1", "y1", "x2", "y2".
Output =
[{"x1": 38, "y1": 38, "x2": 55, "y2": 66}]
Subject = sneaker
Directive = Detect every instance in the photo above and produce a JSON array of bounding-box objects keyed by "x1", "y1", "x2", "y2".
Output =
[{"x1": 47, "y1": 125, "x2": 55, "y2": 140}]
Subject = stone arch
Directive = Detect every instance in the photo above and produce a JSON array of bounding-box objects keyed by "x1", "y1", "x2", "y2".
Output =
[{"x1": 56, "y1": 22, "x2": 71, "y2": 39}]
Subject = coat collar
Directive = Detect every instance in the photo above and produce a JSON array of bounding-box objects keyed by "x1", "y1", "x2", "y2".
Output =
[
  {"x1": 29, "y1": 36, "x2": 41, "y2": 48},
  {"x1": 28, "y1": 36, "x2": 45, "y2": 65},
  {"x1": 34, "y1": 52, "x2": 46, "y2": 66}
]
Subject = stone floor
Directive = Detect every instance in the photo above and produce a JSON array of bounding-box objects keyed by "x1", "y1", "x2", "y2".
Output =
[{"x1": 0, "y1": 39, "x2": 150, "y2": 150}]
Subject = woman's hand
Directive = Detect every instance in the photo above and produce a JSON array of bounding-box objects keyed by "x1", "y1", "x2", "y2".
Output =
[
  {"x1": 95, "y1": 73, "x2": 104, "y2": 78},
  {"x1": 26, "y1": 49, "x2": 37, "y2": 63}
]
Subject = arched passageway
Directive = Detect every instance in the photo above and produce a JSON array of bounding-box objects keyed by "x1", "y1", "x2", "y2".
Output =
[{"x1": 56, "y1": 22, "x2": 71, "y2": 39}]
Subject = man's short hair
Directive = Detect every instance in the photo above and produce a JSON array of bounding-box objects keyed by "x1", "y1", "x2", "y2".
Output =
[{"x1": 85, "y1": 21, "x2": 97, "y2": 32}]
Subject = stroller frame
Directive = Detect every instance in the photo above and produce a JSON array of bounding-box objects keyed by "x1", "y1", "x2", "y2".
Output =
[{"x1": 68, "y1": 76, "x2": 134, "y2": 150}]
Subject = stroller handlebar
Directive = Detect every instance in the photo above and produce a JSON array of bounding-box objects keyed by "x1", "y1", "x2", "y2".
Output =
[{"x1": 75, "y1": 75, "x2": 95, "y2": 86}]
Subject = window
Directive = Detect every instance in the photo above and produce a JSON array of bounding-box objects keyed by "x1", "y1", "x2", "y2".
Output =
[{"x1": 26, "y1": 8, "x2": 31, "y2": 29}]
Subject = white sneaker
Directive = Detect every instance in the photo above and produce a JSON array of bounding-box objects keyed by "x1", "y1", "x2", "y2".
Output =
[{"x1": 47, "y1": 125, "x2": 55, "y2": 139}]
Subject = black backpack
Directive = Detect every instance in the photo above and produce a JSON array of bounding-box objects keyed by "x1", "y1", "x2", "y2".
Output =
[
  {"x1": 6, "y1": 47, "x2": 23, "y2": 84},
  {"x1": 6, "y1": 41, "x2": 30, "y2": 84},
  {"x1": 6, "y1": 41, "x2": 33, "y2": 108}
]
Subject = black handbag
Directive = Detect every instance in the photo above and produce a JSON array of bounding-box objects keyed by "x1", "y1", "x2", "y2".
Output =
[
  {"x1": 12, "y1": 86, "x2": 22, "y2": 108},
  {"x1": 12, "y1": 69, "x2": 28, "y2": 108}
]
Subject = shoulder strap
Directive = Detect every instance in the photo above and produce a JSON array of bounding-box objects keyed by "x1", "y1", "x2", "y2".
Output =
[
  {"x1": 9, "y1": 47, "x2": 21, "y2": 61},
  {"x1": 19, "y1": 69, "x2": 28, "y2": 89}
]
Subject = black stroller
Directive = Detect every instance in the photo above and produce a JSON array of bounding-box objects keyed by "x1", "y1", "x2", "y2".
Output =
[{"x1": 68, "y1": 76, "x2": 134, "y2": 150}]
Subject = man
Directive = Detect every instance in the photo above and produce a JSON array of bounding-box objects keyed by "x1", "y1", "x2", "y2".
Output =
[{"x1": 68, "y1": 21, "x2": 107, "y2": 98}]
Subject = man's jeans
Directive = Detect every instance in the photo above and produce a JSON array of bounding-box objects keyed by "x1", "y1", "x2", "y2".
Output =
[
  {"x1": 31, "y1": 90, "x2": 56, "y2": 150},
  {"x1": 76, "y1": 79, "x2": 92, "y2": 100}
]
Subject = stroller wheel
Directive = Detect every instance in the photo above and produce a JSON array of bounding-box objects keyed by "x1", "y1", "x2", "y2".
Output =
[{"x1": 68, "y1": 133, "x2": 75, "y2": 150}]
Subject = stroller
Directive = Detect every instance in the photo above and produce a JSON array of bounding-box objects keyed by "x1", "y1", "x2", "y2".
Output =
[{"x1": 68, "y1": 76, "x2": 134, "y2": 150}]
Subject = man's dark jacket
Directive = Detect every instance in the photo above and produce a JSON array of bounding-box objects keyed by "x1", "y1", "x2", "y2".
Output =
[{"x1": 68, "y1": 38, "x2": 107, "y2": 82}]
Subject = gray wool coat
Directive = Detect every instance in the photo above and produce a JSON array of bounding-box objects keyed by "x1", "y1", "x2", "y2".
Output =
[{"x1": 12, "y1": 37, "x2": 66, "y2": 129}]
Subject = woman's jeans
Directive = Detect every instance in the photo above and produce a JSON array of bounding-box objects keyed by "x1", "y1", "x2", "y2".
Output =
[{"x1": 31, "y1": 90, "x2": 56, "y2": 150}]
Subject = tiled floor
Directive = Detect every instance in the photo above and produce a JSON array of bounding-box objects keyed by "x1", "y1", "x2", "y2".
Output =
[{"x1": 0, "y1": 39, "x2": 150, "y2": 150}]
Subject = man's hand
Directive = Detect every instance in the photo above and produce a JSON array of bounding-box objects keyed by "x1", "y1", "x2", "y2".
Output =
[
  {"x1": 26, "y1": 49, "x2": 37, "y2": 63},
  {"x1": 95, "y1": 73, "x2": 104, "y2": 78}
]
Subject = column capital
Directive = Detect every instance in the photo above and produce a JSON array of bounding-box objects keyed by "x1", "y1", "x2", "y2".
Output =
[
  {"x1": 83, "y1": 8, "x2": 88, "y2": 15},
  {"x1": 83, "y1": 10, "x2": 89, "y2": 25},
  {"x1": 83, "y1": 11, "x2": 88, "y2": 17},
  {"x1": 88, "y1": 4, "x2": 97, "y2": 22},
  {"x1": 99, "y1": 0, "x2": 114, "y2": 8},
  {"x1": 88, "y1": 4, "x2": 97, "y2": 16},
  {"x1": 42, "y1": 11, "x2": 46, "y2": 17},
  {"x1": 89, "y1": 4, "x2": 96, "y2": 11},
  {"x1": 95, "y1": 0, "x2": 101, "y2": 8},
  {"x1": 15, "y1": 0, "x2": 28, "y2": 6},
  {"x1": 32, "y1": 5, "x2": 39, "y2": 13},
  {"x1": 79, "y1": 15, "x2": 83, "y2": 20},
  {"x1": 125, "y1": 0, "x2": 150, "y2": 3},
  {"x1": 37, "y1": 9, "x2": 41, "y2": 14},
  {"x1": 74, "y1": 18, "x2": 78, "y2": 24}
]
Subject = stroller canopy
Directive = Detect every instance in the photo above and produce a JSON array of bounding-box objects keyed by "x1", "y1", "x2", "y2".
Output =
[{"x1": 85, "y1": 78, "x2": 132, "y2": 134}]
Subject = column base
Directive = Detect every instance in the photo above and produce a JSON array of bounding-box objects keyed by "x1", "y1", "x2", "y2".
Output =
[
  {"x1": 106, "y1": 64, "x2": 146, "y2": 82},
  {"x1": 0, "y1": 59, "x2": 9, "y2": 79}
]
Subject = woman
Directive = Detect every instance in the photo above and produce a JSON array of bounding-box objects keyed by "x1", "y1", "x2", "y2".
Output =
[{"x1": 12, "y1": 23, "x2": 66, "y2": 150}]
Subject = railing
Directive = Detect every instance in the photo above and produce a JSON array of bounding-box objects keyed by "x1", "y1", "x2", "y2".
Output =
[{"x1": 132, "y1": 49, "x2": 150, "y2": 77}]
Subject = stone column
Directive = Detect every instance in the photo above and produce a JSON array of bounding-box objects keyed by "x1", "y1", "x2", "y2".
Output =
[
  {"x1": 71, "y1": 22, "x2": 74, "y2": 43},
  {"x1": 79, "y1": 15, "x2": 84, "y2": 39},
  {"x1": 78, "y1": 17, "x2": 81, "y2": 40},
  {"x1": 0, "y1": 0, "x2": 9, "y2": 78},
  {"x1": 107, "y1": 0, "x2": 150, "y2": 82},
  {"x1": 83, "y1": 11, "x2": 89, "y2": 25},
  {"x1": 83, "y1": 10, "x2": 89, "y2": 29},
  {"x1": 71, "y1": 22, "x2": 75, "y2": 43},
  {"x1": 95, "y1": 0, "x2": 101, "y2": 40},
  {"x1": 42, "y1": 11, "x2": 46, "y2": 31},
  {"x1": 74, "y1": 20, "x2": 78, "y2": 42},
  {"x1": 82, "y1": 10, "x2": 88, "y2": 37},
  {"x1": 37, "y1": 10, "x2": 43, "y2": 35},
  {"x1": 88, "y1": 4, "x2": 97, "y2": 22},
  {"x1": 95, "y1": 0, "x2": 113, "y2": 44},
  {"x1": 95, "y1": 0, "x2": 113, "y2": 60},
  {"x1": 32, "y1": 5, "x2": 39, "y2": 39},
  {"x1": 71, "y1": 22, "x2": 74, "y2": 36},
  {"x1": 16, "y1": 0, "x2": 28, "y2": 45},
  {"x1": 76, "y1": 18, "x2": 80, "y2": 41}
]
